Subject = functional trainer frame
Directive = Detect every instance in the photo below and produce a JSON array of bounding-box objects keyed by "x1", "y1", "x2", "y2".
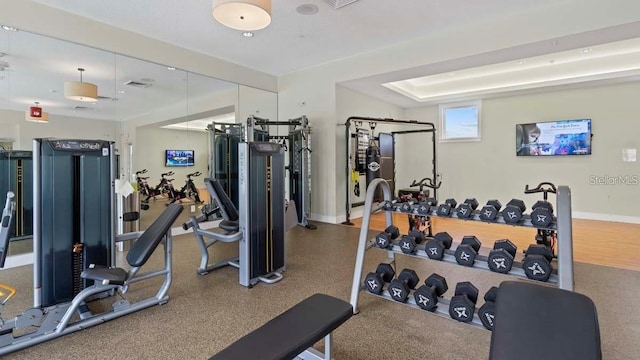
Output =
[
  {"x1": 349, "y1": 178, "x2": 575, "y2": 328},
  {"x1": 343, "y1": 116, "x2": 437, "y2": 225},
  {"x1": 184, "y1": 141, "x2": 287, "y2": 288}
]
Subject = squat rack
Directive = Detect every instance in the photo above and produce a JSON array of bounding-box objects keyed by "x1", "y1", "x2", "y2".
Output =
[{"x1": 343, "y1": 116, "x2": 437, "y2": 225}]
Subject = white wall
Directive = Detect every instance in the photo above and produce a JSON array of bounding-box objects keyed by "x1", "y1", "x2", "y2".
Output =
[
  {"x1": 405, "y1": 82, "x2": 640, "y2": 222},
  {"x1": 135, "y1": 127, "x2": 208, "y2": 190},
  {"x1": 279, "y1": 1, "x2": 640, "y2": 222},
  {"x1": 0, "y1": 108, "x2": 118, "y2": 151}
]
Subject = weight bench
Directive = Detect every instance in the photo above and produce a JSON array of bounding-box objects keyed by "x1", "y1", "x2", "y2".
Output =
[
  {"x1": 210, "y1": 293, "x2": 353, "y2": 360},
  {"x1": 489, "y1": 281, "x2": 601, "y2": 360}
]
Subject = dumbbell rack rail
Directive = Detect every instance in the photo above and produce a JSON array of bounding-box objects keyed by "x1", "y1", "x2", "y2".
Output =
[{"x1": 349, "y1": 178, "x2": 575, "y2": 326}]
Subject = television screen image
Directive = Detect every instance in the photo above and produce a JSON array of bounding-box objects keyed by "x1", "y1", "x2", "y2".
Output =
[
  {"x1": 165, "y1": 150, "x2": 195, "y2": 166},
  {"x1": 516, "y1": 119, "x2": 591, "y2": 156}
]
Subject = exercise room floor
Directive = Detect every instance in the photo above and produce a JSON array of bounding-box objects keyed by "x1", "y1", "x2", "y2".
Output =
[{"x1": 1, "y1": 219, "x2": 639, "y2": 359}]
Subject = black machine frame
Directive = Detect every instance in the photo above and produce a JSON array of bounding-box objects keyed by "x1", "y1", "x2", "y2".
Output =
[{"x1": 343, "y1": 117, "x2": 437, "y2": 225}]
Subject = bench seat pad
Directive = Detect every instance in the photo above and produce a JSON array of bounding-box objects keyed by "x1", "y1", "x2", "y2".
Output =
[
  {"x1": 210, "y1": 293, "x2": 353, "y2": 360},
  {"x1": 489, "y1": 281, "x2": 601, "y2": 360}
]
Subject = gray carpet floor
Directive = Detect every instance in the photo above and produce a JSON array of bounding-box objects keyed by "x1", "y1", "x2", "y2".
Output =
[{"x1": 0, "y1": 222, "x2": 638, "y2": 359}]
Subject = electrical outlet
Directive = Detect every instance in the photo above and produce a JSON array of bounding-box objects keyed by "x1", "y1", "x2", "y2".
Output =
[{"x1": 190, "y1": 205, "x2": 196, "y2": 213}]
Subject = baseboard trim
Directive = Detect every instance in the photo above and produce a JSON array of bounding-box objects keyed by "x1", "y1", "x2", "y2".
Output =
[{"x1": 572, "y1": 212, "x2": 640, "y2": 224}]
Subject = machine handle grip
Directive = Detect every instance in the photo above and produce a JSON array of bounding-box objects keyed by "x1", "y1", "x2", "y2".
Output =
[{"x1": 524, "y1": 182, "x2": 557, "y2": 194}]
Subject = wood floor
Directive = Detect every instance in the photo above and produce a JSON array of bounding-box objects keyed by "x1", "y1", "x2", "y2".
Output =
[{"x1": 351, "y1": 212, "x2": 640, "y2": 271}]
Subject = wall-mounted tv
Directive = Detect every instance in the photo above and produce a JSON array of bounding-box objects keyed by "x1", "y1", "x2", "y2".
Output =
[
  {"x1": 516, "y1": 119, "x2": 591, "y2": 156},
  {"x1": 165, "y1": 149, "x2": 194, "y2": 166}
]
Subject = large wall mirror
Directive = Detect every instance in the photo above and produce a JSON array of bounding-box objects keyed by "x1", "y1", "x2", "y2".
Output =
[{"x1": 0, "y1": 26, "x2": 278, "y2": 274}]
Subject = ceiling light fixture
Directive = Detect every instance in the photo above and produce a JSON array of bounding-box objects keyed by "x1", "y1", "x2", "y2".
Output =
[
  {"x1": 212, "y1": 0, "x2": 271, "y2": 31},
  {"x1": 167, "y1": 66, "x2": 176, "y2": 71},
  {"x1": 1, "y1": 25, "x2": 18, "y2": 32},
  {"x1": 580, "y1": 48, "x2": 593, "y2": 54},
  {"x1": 64, "y1": 68, "x2": 98, "y2": 102},
  {"x1": 25, "y1": 102, "x2": 49, "y2": 123},
  {"x1": 243, "y1": 31, "x2": 254, "y2": 37}
]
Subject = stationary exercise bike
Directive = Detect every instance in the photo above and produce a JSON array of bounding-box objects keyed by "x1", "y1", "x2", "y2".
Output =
[
  {"x1": 180, "y1": 171, "x2": 203, "y2": 204},
  {"x1": 524, "y1": 182, "x2": 558, "y2": 256},
  {"x1": 403, "y1": 177, "x2": 441, "y2": 237},
  {"x1": 135, "y1": 169, "x2": 156, "y2": 200},
  {"x1": 147, "y1": 171, "x2": 175, "y2": 202}
]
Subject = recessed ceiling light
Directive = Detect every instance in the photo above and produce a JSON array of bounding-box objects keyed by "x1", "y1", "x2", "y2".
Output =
[
  {"x1": 517, "y1": 60, "x2": 526, "y2": 65},
  {"x1": 243, "y1": 32, "x2": 254, "y2": 37},
  {"x1": 296, "y1": 4, "x2": 319, "y2": 15},
  {"x1": 167, "y1": 66, "x2": 176, "y2": 71},
  {"x1": 1, "y1": 25, "x2": 18, "y2": 32},
  {"x1": 580, "y1": 48, "x2": 593, "y2": 54},
  {"x1": 117, "y1": 90, "x2": 125, "y2": 94}
]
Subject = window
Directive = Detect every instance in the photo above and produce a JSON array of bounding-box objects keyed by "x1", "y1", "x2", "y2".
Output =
[{"x1": 440, "y1": 101, "x2": 481, "y2": 141}]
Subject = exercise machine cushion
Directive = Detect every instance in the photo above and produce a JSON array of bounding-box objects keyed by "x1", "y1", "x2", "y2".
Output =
[
  {"x1": 207, "y1": 178, "x2": 239, "y2": 221},
  {"x1": 210, "y1": 293, "x2": 353, "y2": 360},
  {"x1": 489, "y1": 281, "x2": 601, "y2": 360},
  {"x1": 219, "y1": 220, "x2": 239, "y2": 232},
  {"x1": 126, "y1": 204, "x2": 183, "y2": 268},
  {"x1": 81, "y1": 265, "x2": 128, "y2": 286}
]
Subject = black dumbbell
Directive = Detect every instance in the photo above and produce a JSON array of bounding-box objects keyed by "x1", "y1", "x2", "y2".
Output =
[
  {"x1": 400, "y1": 201, "x2": 415, "y2": 213},
  {"x1": 413, "y1": 273, "x2": 448, "y2": 312},
  {"x1": 454, "y1": 235, "x2": 482, "y2": 267},
  {"x1": 399, "y1": 230, "x2": 425, "y2": 255},
  {"x1": 436, "y1": 198, "x2": 457, "y2": 217},
  {"x1": 479, "y1": 199, "x2": 502, "y2": 222},
  {"x1": 478, "y1": 287, "x2": 498, "y2": 331},
  {"x1": 501, "y1": 199, "x2": 526, "y2": 224},
  {"x1": 424, "y1": 232, "x2": 453, "y2": 260},
  {"x1": 522, "y1": 244, "x2": 554, "y2": 282},
  {"x1": 387, "y1": 269, "x2": 420, "y2": 303},
  {"x1": 364, "y1": 263, "x2": 396, "y2": 295},
  {"x1": 426, "y1": 197, "x2": 438, "y2": 207},
  {"x1": 416, "y1": 202, "x2": 431, "y2": 215},
  {"x1": 383, "y1": 198, "x2": 400, "y2": 211},
  {"x1": 375, "y1": 225, "x2": 400, "y2": 249},
  {"x1": 530, "y1": 200, "x2": 554, "y2": 228},
  {"x1": 449, "y1": 282, "x2": 479, "y2": 323},
  {"x1": 487, "y1": 239, "x2": 517, "y2": 274},
  {"x1": 456, "y1": 198, "x2": 479, "y2": 219}
]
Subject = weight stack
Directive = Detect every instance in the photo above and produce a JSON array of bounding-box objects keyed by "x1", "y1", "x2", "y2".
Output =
[{"x1": 33, "y1": 139, "x2": 115, "y2": 308}]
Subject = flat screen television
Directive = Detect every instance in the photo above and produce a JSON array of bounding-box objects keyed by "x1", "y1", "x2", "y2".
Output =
[
  {"x1": 516, "y1": 119, "x2": 591, "y2": 156},
  {"x1": 165, "y1": 149, "x2": 194, "y2": 167}
]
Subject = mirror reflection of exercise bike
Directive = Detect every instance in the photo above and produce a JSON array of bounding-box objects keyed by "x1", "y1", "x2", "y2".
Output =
[
  {"x1": 401, "y1": 177, "x2": 441, "y2": 237},
  {"x1": 524, "y1": 182, "x2": 558, "y2": 256},
  {"x1": 168, "y1": 171, "x2": 203, "y2": 205},
  {"x1": 142, "y1": 171, "x2": 175, "y2": 203}
]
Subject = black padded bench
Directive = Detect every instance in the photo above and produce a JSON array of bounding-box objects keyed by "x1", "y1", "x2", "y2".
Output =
[
  {"x1": 210, "y1": 293, "x2": 353, "y2": 360},
  {"x1": 489, "y1": 281, "x2": 602, "y2": 360}
]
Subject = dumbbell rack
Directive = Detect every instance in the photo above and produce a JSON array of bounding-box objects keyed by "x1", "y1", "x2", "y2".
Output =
[{"x1": 349, "y1": 178, "x2": 575, "y2": 329}]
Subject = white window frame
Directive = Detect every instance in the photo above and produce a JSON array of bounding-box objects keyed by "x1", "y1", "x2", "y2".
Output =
[{"x1": 439, "y1": 100, "x2": 482, "y2": 142}]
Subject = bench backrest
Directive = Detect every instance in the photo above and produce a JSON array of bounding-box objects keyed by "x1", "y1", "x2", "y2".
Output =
[
  {"x1": 126, "y1": 203, "x2": 183, "y2": 267},
  {"x1": 205, "y1": 178, "x2": 239, "y2": 221}
]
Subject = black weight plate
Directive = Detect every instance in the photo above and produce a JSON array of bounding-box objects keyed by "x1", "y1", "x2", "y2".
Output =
[
  {"x1": 416, "y1": 202, "x2": 431, "y2": 215},
  {"x1": 364, "y1": 273, "x2": 384, "y2": 294},
  {"x1": 480, "y1": 205, "x2": 498, "y2": 222},
  {"x1": 531, "y1": 208, "x2": 553, "y2": 227},
  {"x1": 425, "y1": 240, "x2": 445, "y2": 260},
  {"x1": 388, "y1": 282, "x2": 409, "y2": 303},
  {"x1": 454, "y1": 244, "x2": 477, "y2": 267},
  {"x1": 449, "y1": 297, "x2": 475, "y2": 323},
  {"x1": 399, "y1": 235, "x2": 417, "y2": 254},
  {"x1": 487, "y1": 250, "x2": 514, "y2": 274}
]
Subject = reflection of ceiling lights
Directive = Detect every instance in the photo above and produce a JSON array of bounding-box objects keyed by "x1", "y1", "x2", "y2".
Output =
[
  {"x1": 1, "y1": 25, "x2": 18, "y2": 32},
  {"x1": 25, "y1": 102, "x2": 49, "y2": 123},
  {"x1": 64, "y1": 68, "x2": 98, "y2": 102},
  {"x1": 167, "y1": 67, "x2": 176, "y2": 71},
  {"x1": 243, "y1": 32, "x2": 254, "y2": 37},
  {"x1": 161, "y1": 112, "x2": 236, "y2": 131},
  {"x1": 212, "y1": 0, "x2": 271, "y2": 31}
]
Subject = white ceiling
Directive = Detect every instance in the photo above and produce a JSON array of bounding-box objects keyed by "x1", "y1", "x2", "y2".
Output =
[{"x1": 31, "y1": 0, "x2": 573, "y2": 76}]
